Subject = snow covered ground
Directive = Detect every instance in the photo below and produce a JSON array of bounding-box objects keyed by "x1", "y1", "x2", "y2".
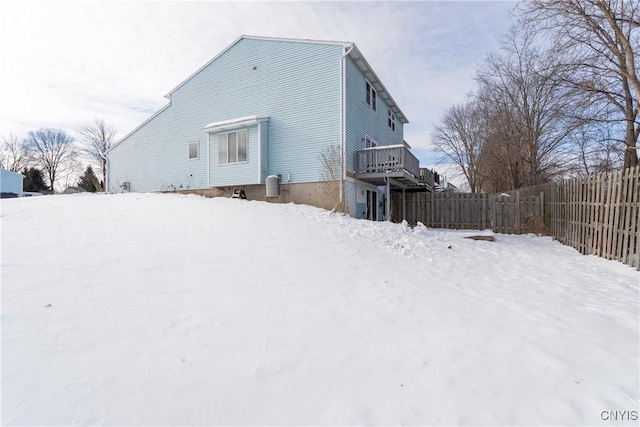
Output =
[{"x1": 1, "y1": 193, "x2": 638, "y2": 426}]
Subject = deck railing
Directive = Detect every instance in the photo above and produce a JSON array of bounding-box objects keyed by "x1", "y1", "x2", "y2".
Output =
[
  {"x1": 355, "y1": 145, "x2": 420, "y2": 178},
  {"x1": 418, "y1": 168, "x2": 436, "y2": 187}
]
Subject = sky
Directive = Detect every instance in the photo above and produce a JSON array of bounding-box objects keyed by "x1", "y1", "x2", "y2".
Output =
[{"x1": 0, "y1": 0, "x2": 516, "y2": 170}]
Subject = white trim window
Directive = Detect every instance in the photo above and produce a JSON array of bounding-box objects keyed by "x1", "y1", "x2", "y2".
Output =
[
  {"x1": 365, "y1": 80, "x2": 377, "y2": 111},
  {"x1": 218, "y1": 129, "x2": 247, "y2": 164},
  {"x1": 188, "y1": 141, "x2": 199, "y2": 159},
  {"x1": 365, "y1": 135, "x2": 377, "y2": 148},
  {"x1": 387, "y1": 108, "x2": 396, "y2": 131}
]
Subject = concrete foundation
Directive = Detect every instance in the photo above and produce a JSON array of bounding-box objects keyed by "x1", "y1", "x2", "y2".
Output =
[{"x1": 173, "y1": 181, "x2": 348, "y2": 213}]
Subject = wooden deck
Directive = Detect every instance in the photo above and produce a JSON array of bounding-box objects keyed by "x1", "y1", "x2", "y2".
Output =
[{"x1": 354, "y1": 145, "x2": 420, "y2": 186}]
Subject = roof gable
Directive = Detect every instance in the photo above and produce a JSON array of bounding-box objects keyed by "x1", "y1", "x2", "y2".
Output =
[
  {"x1": 347, "y1": 44, "x2": 408, "y2": 124},
  {"x1": 164, "y1": 35, "x2": 351, "y2": 98},
  {"x1": 165, "y1": 35, "x2": 408, "y2": 123},
  {"x1": 110, "y1": 35, "x2": 409, "y2": 153}
]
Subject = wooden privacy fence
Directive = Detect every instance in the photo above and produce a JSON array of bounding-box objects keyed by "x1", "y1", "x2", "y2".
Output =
[{"x1": 392, "y1": 167, "x2": 640, "y2": 269}]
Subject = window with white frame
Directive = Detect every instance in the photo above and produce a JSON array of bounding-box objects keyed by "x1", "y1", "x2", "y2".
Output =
[
  {"x1": 218, "y1": 129, "x2": 247, "y2": 164},
  {"x1": 365, "y1": 80, "x2": 377, "y2": 111},
  {"x1": 188, "y1": 141, "x2": 199, "y2": 159},
  {"x1": 387, "y1": 108, "x2": 396, "y2": 131},
  {"x1": 365, "y1": 135, "x2": 377, "y2": 148}
]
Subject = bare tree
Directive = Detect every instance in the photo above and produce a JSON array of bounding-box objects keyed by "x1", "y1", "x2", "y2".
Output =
[
  {"x1": 567, "y1": 119, "x2": 625, "y2": 176},
  {"x1": 431, "y1": 101, "x2": 486, "y2": 193},
  {"x1": 476, "y1": 104, "x2": 529, "y2": 192},
  {"x1": 25, "y1": 128, "x2": 77, "y2": 191},
  {"x1": 317, "y1": 143, "x2": 345, "y2": 212},
  {"x1": 520, "y1": 0, "x2": 640, "y2": 169},
  {"x1": 0, "y1": 133, "x2": 30, "y2": 172},
  {"x1": 77, "y1": 118, "x2": 116, "y2": 190},
  {"x1": 59, "y1": 158, "x2": 85, "y2": 192},
  {"x1": 475, "y1": 29, "x2": 584, "y2": 188}
]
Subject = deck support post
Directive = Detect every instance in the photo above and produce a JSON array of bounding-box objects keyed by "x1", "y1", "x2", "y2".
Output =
[
  {"x1": 386, "y1": 177, "x2": 391, "y2": 221},
  {"x1": 402, "y1": 188, "x2": 406, "y2": 223}
]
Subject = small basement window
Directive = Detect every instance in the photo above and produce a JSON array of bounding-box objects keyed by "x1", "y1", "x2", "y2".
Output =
[{"x1": 188, "y1": 141, "x2": 199, "y2": 159}]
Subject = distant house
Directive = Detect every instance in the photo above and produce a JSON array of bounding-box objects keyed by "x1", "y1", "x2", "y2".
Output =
[
  {"x1": 107, "y1": 35, "x2": 424, "y2": 219},
  {"x1": 0, "y1": 168, "x2": 24, "y2": 198}
]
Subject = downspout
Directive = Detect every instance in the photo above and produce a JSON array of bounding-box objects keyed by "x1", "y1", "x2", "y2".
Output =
[
  {"x1": 257, "y1": 123, "x2": 261, "y2": 184},
  {"x1": 207, "y1": 133, "x2": 211, "y2": 187},
  {"x1": 105, "y1": 155, "x2": 109, "y2": 193},
  {"x1": 340, "y1": 44, "x2": 354, "y2": 211}
]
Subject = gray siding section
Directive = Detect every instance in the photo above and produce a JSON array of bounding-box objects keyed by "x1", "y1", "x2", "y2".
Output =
[
  {"x1": 344, "y1": 56, "x2": 404, "y2": 173},
  {"x1": 108, "y1": 38, "x2": 342, "y2": 192}
]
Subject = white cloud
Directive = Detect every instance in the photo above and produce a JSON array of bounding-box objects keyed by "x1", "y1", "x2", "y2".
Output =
[{"x1": 0, "y1": 0, "x2": 515, "y2": 166}]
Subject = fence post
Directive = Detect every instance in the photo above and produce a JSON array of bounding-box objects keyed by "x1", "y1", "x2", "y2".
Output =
[
  {"x1": 515, "y1": 190, "x2": 521, "y2": 234},
  {"x1": 388, "y1": 171, "x2": 637, "y2": 268},
  {"x1": 540, "y1": 191, "x2": 545, "y2": 232}
]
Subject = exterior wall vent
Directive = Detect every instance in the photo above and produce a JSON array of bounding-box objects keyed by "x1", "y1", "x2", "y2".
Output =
[{"x1": 265, "y1": 175, "x2": 280, "y2": 197}]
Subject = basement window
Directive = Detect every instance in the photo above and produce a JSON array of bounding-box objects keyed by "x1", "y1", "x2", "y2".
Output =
[
  {"x1": 219, "y1": 129, "x2": 247, "y2": 164},
  {"x1": 366, "y1": 80, "x2": 377, "y2": 111},
  {"x1": 188, "y1": 141, "x2": 199, "y2": 160}
]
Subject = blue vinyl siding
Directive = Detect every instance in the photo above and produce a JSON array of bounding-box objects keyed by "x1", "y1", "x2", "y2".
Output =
[
  {"x1": 0, "y1": 168, "x2": 23, "y2": 195},
  {"x1": 108, "y1": 105, "x2": 207, "y2": 192},
  {"x1": 209, "y1": 125, "x2": 259, "y2": 186},
  {"x1": 260, "y1": 121, "x2": 269, "y2": 182},
  {"x1": 108, "y1": 38, "x2": 342, "y2": 192},
  {"x1": 344, "y1": 56, "x2": 404, "y2": 173}
]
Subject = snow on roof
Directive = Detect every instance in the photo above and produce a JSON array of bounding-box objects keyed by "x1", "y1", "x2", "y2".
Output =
[
  {"x1": 360, "y1": 144, "x2": 406, "y2": 150},
  {"x1": 0, "y1": 167, "x2": 25, "y2": 178},
  {"x1": 203, "y1": 115, "x2": 269, "y2": 132}
]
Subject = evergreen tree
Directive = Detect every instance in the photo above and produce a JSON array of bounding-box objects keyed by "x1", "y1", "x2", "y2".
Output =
[
  {"x1": 77, "y1": 165, "x2": 98, "y2": 192},
  {"x1": 22, "y1": 167, "x2": 48, "y2": 192}
]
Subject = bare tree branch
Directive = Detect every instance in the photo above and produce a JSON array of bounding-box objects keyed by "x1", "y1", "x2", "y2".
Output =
[
  {"x1": 431, "y1": 100, "x2": 486, "y2": 193},
  {"x1": 25, "y1": 128, "x2": 77, "y2": 191},
  {"x1": 0, "y1": 133, "x2": 30, "y2": 172},
  {"x1": 473, "y1": 28, "x2": 585, "y2": 191},
  {"x1": 77, "y1": 118, "x2": 116, "y2": 189},
  {"x1": 520, "y1": 0, "x2": 640, "y2": 168},
  {"x1": 317, "y1": 144, "x2": 345, "y2": 212}
]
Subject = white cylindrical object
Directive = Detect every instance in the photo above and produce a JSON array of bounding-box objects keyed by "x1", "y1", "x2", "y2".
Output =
[{"x1": 266, "y1": 175, "x2": 280, "y2": 197}]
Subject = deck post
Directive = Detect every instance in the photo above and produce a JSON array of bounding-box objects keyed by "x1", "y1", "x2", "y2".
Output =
[
  {"x1": 386, "y1": 177, "x2": 391, "y2": 221},
  {"x1": 402, "y1": 188, "x2": 406, "y2": 222}
]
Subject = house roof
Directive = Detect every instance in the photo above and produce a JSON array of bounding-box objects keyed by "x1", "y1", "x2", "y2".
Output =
[
  {"x1": 346, "y1": 43, "x2": 408, "y2": 124},
  {"x1": 110, "y1": 35, "x2": 409, "y2": 153},
  {"x1": 166, "y1": 35, "x2": 409, "y2": 124},
  {"x1": 0, "y1": 167, "x2": 25, "y2": 178}
]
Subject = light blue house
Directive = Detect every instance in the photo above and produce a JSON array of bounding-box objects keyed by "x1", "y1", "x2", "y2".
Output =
[
  {"x1": 0, "y1": 168, "x2": 24, "y2": 197},
  {"x1": 107, "y1": 36, "x2": 420, "y2": 219}
]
